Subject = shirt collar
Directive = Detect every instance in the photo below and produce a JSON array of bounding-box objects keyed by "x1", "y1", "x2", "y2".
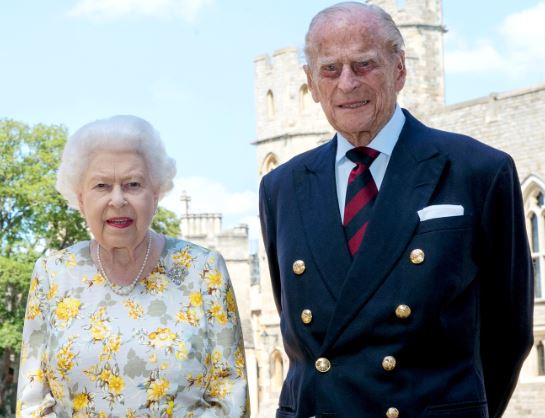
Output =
[{"x1": 336, "y1": 104, "x2": 406, "y2": 163}]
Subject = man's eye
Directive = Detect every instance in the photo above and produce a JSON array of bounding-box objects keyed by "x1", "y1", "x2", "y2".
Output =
[
  {"x1": 95, "y1": 183, "x2": 107, "y2": 189},
  {"x1": 320, "y1": 64, "x2": 340, "y2": 77},
  {"x1": 353, "y1": 61, "x2": 372, "y2": 74}
]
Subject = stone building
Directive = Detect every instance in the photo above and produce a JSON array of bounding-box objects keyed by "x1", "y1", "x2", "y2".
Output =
[{"x1": 251, "y1": 0, "x2": 545, "y2": 416}]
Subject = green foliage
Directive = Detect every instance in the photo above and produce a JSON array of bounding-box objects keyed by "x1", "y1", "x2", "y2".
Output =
[
  {"x1": 0, "y1": 119, "x2": 90, "y2": 359},
  {"x1": 152, "y1": 206, "x2": 181, "y2": 237},
  {"x1": 0, "y1": 119, "x2": 89, "y2": 257}
]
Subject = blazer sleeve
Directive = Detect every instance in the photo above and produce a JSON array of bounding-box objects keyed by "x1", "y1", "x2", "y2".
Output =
[
  {"x1": 258, "y1": 176, "x2": 282, "y2": 315},
  {"x1": 478, "y1": 156, "x2": 534, "y2": 418},
  {"x1": 198, "y1": 251, "x2": 250, "y2": 418},
  {"x1": 17, "y1": 257, "x2": 57, "y2": 417}
]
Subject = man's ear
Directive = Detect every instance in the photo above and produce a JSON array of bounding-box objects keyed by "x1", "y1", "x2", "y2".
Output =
[
  {"x1": 394, "y1": 51, "x2": 407, "y2": 92},
  {"x1": 303, "y1": 64, "x2": 320, "y2": 103}
]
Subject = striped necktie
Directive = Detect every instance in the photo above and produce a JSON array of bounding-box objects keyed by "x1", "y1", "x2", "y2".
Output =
[{"x1": 343, "y1": 147, "x2": 380, "y2": 256}]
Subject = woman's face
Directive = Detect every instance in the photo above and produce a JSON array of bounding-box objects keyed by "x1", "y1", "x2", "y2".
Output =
[{"x1": 78, "y1": 151, "x2": 158, "y2": 251}]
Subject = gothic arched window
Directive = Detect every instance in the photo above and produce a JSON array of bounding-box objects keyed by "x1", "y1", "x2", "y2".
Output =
[
  {"x1": 260, "y1": 152, "x2": 279, "y2": 176},
  {"x1": 522, "y1": 176, "x2": 545, "y2": 300},
  {"x1": 537, "y1": 341, "x2": 545, "y2": 376},
  {"x1": 271, "y1": 351, "x2": 284, "y2": 391},
  {"x1": 266, "y1": 90, "x2": 275, "y2": 119}
]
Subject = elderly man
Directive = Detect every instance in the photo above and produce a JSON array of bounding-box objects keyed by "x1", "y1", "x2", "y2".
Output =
[{"x1": 258, "y1": 2, "x2": 533, "y2": 418}]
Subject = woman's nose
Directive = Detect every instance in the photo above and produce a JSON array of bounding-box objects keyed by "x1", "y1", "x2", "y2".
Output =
[{"x1": 109, "y1": 186, "x2": 127, "y2": 208}]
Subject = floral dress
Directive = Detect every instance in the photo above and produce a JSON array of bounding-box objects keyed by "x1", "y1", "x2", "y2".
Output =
[{"x1": 17, "y1": 237, "x2": 249, "y2": 418}]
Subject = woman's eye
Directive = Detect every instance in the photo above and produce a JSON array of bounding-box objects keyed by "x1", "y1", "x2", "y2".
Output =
[{"x1": 125, "y1": 182, "x2": 141, "y2": 190}]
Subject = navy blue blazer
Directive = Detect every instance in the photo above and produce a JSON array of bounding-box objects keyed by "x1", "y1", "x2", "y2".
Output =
[{"x1": 259, "y1": 110, "x2": 534, "y2": 418}]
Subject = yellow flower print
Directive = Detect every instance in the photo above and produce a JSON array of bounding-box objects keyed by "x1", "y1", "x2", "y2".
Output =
[
  {"x1": 212, "y1": 350, "x2": 222, "y2": 363},
  {"x1": 160, "y1": 362, "x2": 169, "y2": 370},
  {"x1": 143, "y1": 272, "x2": 169, "y2": 294},
  {"x1": 208, "y1": 379, "x2": 233, "y2": 399},
  {"x1": 91, "y1": 320, "x2": 109, "y2": 341},
  {"x1": 47, "y1": 282, "x2": 58, "y2": 300},
  {"x1": 73, "y1": 392, "x2": 92, "y2": 411},
  {"x1": 124, "y1": 298, "x2": 144, "y2": 319},
  {"x1": 176, "y1": 341, "x2": 189, "y2": 361},
  {"x1": 100, "y1": 335, "x2": 121, "y2": 361},
  {"x1": 56, "y1": 337, "x2": 78, "y2": 379},
  {"x1": 49, "y1": 377, "x2": 65, "y2": 400},
  {"x1": 29, "y1": 275, "x2": 39, "y2": 293},
  {"x1": 82, "y1": 274, "x2": 105, "y2": 287},
  {"x1": 55, "y1": 296, "x2": 81, "y2": 323},
  {"x1": 108, "y1": 375, "x2": 125, "y2": 395},
  {"x1": 189, "y1": 291, "x2": 203, "y2": 307},
  {"x1": 226, "y1": 287, "x2": 237, "y2": 314},
  {"x1": 175, "y1": 310, "x2": 188, "y2": 323},
  {"x1": 125, "y1": 409, "x2": 136, "y2": 418},
  {"x1": 235, "y1": 347, "x2": 246, "y2": 378},
  {"x1": 148, "y1": 327, "x2": 176, "y2": 349},
  {"x1": 83, "y1": 365, "x2": 98, "y2": 382},
  {"x1": 25, "y1": 301, "x2": 41, "y2": 320},
  {"x1": 206, "y1": 269, "x2": 223, "y2": 289},
  {"x1": 90, "y1": 306, "x2": 107, "y2": 321},
  {"x1": 166, "y1": 398, "x2": 175, "y2": 417},
  {"x1": 186, "y1": 372, "x2": 205, "y2": 387},
  {"x1": 66, "y1": 253, "x2": 77, "y2": 268},
  {"x1": 209, "y1": 302, "x2": 227, "y2": 325},
  {"x1": 29, "y1": 368, "x2": 46, "y2": 383},
  {"x1": 99, "y1": 368, "x2": 112, "y2": 384},
  {"x1": 172, "y1": 247, "x2": 194, "y2": 269},
  {"x1": 98, "y1": 412, "x2": 107, "y2": 418},
  {"x1": 147, "y1": 378, "x2": 170, "y2": 401},
  {"x1": 148, "y1": 353, "x2": 157, "y2": 363},
  {"x1": 176, "y1": 308, "x2": 201, "y2": 326}
]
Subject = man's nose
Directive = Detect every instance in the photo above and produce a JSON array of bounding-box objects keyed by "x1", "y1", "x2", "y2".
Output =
[{"x1": 338, "y1": 65, "x2": 360, "y2": 93}]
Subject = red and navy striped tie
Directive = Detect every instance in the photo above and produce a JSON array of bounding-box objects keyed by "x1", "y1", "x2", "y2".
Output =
[{"x1": 343, "y1": 147, "x2": 380, "y2": 256}]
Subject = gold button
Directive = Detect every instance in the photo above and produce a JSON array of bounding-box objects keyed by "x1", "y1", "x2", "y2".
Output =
[
  {"x1": 395, "y1": 304, "x2": 411, "y2": 319},
  {"x1": 315, "y1": 357, "x2": 331, "y2": 373},
  {"x1": 382, "y1": 356, "x2": 397, "y2": 371},
  {"x1": 386, "y1": 407, "x2": 399, "y2": 418},
  {"x1": 301, "y1": 309, "x2": 313, "y2": 324},
  {"x1": 293, "y1": 260, "x2": 306, "y2": 275},
  {"x1": 409, "y1": 248, "x2": 425, "y2": 264}
]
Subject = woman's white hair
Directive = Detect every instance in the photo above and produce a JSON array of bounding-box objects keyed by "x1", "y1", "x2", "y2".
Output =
[{"x1": 56, "y1": 115, "x2": 176, "y2": 209}]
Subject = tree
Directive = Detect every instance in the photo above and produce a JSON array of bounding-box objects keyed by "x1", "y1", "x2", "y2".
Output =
[
  {"x1": 0, "y1": 119, "x2": 89, "y2": 413},
  {"x1": 152, "y1": 206, "x2": 181, "y2": 237}
]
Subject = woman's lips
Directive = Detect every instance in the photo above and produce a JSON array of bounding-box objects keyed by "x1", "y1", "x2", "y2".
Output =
[{"x1": 106, "y1": 217, "x2": 134, "y2": 228}]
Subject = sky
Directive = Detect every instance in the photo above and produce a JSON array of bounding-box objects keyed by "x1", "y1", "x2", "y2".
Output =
[{"x1": 1, "y1": 1, "x2": 545, "y2": 249}]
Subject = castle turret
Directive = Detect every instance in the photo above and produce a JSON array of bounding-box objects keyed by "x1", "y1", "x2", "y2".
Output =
[{"x1": 370, "y1": 0, "x2": 446, "y2": 116}]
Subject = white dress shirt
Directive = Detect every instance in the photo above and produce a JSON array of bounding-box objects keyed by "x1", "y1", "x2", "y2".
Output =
[{"x1": 335, "y1": 105, "x2": 406, "y2": 222}]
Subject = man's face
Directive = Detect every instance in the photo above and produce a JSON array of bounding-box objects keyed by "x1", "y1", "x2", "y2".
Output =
[{"x1": 304, "y1": 12, "x2": 406, "y2": 146}]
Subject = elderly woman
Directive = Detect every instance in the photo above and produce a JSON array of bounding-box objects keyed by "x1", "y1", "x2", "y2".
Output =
[{"x1": 17, "y1": 115, "x2": 249, "y2": 417}]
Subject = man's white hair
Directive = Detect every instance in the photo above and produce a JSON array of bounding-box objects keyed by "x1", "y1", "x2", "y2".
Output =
[
  {"x1": 56, "y1": 115, "x2": 176, "y2": 209},
  {"x1": 304, "y1": 1, "x2": 405, "y2": 66}
]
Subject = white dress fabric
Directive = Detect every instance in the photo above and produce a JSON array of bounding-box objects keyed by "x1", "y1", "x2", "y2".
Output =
[{"x1": 17, "y1": 237, "x2": 249, "y2": 418}]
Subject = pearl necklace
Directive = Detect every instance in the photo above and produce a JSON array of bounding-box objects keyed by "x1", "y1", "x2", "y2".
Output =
[{"x1": 96, "y1": 232, "x2": 152, "y2": 296}]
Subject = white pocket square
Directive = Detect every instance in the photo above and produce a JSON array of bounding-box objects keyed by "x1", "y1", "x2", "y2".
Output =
[{"x1": 417, "y1": 204, "x2": 464, "y2": 222}]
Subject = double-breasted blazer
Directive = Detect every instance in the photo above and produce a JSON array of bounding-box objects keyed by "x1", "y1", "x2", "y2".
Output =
[{"x1": 259, "y1": 110, "x2": 534, "y2": 418}]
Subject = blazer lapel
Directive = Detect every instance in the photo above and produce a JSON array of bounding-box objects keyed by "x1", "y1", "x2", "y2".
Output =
[
  {"x1": 321, "y1": 112, "x2": 448, "y2": 352},
  {"x1": 293, "y1": 137, "x2": 352, "y2": 300}
]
